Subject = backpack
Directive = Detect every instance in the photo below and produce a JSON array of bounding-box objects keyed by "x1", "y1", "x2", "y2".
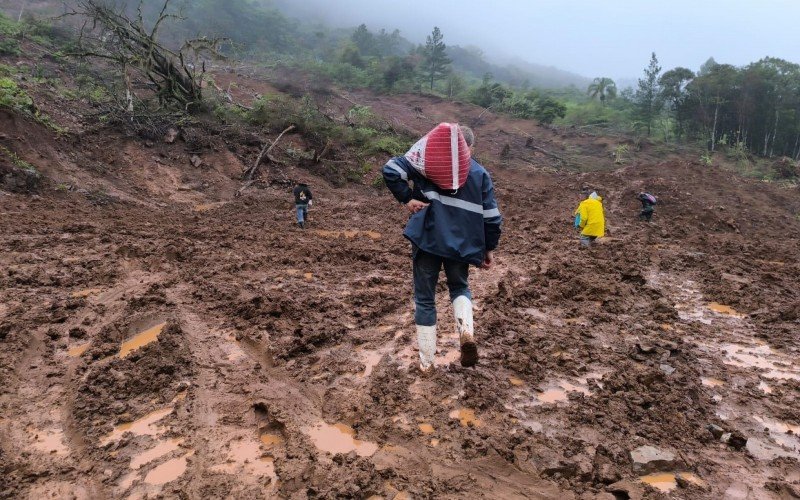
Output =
[{"x1": 644, "y1": 193, "x2": 657, "y2": 205}]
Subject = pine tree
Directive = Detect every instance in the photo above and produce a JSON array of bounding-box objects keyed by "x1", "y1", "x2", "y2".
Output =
[
  {"x1": 423, "y1": 27, "x2": 451, "y2": 91},
  {"x1": 635, "y1": 52, "x2": 664, "y2": 136}
]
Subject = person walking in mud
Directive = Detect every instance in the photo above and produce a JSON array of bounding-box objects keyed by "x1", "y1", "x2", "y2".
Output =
[
  {"x1": 293, "y1": 181, "x2": 313, "y2": 229},
  {"x1": 575, "y1": 188, "x2": 605, "y2": 247},
  {"x1": 382, "y1": 123, "x2": 502, "y2": 372},
  {"x1": 638, "y1": 192, "x2": 657, "y2": 222}
]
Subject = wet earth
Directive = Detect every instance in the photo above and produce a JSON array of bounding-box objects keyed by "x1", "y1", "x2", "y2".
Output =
[{"x1": 1, "y1": 140, "x2": 800, "y2": 500}]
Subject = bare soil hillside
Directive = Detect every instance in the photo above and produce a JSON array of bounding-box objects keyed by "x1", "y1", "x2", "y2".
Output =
[{"x1": 1, "y1": 57, "x2": 800, "y2": 499}]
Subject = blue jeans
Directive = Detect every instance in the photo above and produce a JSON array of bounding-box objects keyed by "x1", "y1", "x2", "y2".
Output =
[
  {"x1": 412, "y1": 246, "x2": 471, "y2": 326},
  {"x1": 296, "y1": 204, "x2": 308, "y2": 223}
]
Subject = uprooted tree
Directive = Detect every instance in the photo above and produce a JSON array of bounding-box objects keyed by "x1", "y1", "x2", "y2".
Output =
[{"x1": 66, "y1": 0, "x2": 226, "y2": 111}]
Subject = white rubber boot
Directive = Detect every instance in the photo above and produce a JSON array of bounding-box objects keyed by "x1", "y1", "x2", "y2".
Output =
[
  {"x1": 453, "y1": 296, "x2": 478, "y2": 367},
  {"x1": 416, "y1": 324, "x2": 437, "y2": 372}
]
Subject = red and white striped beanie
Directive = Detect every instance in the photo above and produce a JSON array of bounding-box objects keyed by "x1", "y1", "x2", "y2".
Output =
[{"x1": 404, "y1": 123, "x2": 471, "y2": 190}]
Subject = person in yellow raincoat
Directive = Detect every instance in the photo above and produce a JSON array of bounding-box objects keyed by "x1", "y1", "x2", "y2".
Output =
[{"x1": 576, "y1": 190, "x2": 605, "y2": 247}]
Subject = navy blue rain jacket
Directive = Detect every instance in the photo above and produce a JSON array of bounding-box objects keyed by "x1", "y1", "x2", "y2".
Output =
[{"x1": 383, "y1": 156, "x2": 502, "y2": 266}]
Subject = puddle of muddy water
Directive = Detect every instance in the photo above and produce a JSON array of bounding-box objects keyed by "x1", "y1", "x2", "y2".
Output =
[
  {"x1": 71, "y1": 288, "x2": 102, "y2": 298},
  {"x1": 306, "y1": 422, "x2": 378, "y2": 457},
  {"x1": 143, "y1": 451, "x2": 193, "y2": 486},
  {"x1": 101, "y1": 407, "x2": 172, "y2": 446},
  {"x1": 260, "y1": 433, "x2": 284, "y2": 448},
  {"x1": 722, "y1": 343, "x2": 800, "y2": 380},
  {"x1": 359, "y1": 349, "x2": 386, "y2": 378},
  {"x1": 701, "y1": 377, "x2": 724, "y2": 388},
  {"x1": 640, "y1": 472, "x2": 677, "y2": 492},
  {"x1": 418, "y1": 423, "x2": 435, "y2": 434},
  {"x1": 130, "y1": 438, "x2": 184, "y2": 470},
  {"x1": 708, "y1": 302, "x2": 744, "y2": 317},
  {"x1": 119, "y1": 322, "x2": 166, "y2": 358},
  {"x1": 747, "y1": 437, "x2": 800, "y2": 461},
  {"x1": 449, "y1": 408, "x2": 483, "y2": 428},
  {"x1": 30, "y1": 428, "x2": 69, "y2": 455},
  {"x1": 314, "y1": 229, "x2": 382, "y2": 240},
  {"x1": 68, "y1": 343, "x2": 90, "y2": 357},
  {"x1": 536, "y1": 380, "x2": 591, "y2": 404},
  {"x1": 753, "y1": 416, "x2": 800, "y2": 454},
  {"x1": 435, "y1": 348, "x2": 460, "y2": 367},
  {"x1": 194, "y1": 202, "x2": 226, "y2": 212}
]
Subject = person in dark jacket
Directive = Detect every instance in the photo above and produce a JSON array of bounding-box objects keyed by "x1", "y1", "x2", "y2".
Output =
[
  {"x1": 638, "y1": 192, "x2": 656, "y2": 222},
  {"x1": 293, "y1": 182, "x2": 313, "y2": 228},
  {"x1": 383, "y1": 124, "x2": 502, "y2": 371}
]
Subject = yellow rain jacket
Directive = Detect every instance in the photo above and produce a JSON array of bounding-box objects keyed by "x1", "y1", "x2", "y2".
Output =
[{"x1": 577, "y1": 195, "x2": 605, "y2": 237}]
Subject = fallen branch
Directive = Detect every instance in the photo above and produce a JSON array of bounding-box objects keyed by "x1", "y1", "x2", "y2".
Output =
[
  {"x1": 510, "y1": 126, "x2": 566, "y2": 162},
  {"x1": 241, "y1": 124, "x2": 295, "y2": 182}
]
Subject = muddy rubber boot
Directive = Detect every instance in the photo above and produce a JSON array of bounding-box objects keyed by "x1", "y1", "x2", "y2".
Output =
[
  {"x1": 417, "y1": 324, "x2": 437, "y2": 372},
  {"x1": 453, "y1": 296, "x2": 478, "y2": 367},
  {"x1": 298, "y1": 221, "x2": 304, "y2": 229}
]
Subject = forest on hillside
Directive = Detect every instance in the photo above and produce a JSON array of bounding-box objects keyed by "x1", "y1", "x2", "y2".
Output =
[{"x1": 2, "y1": 0, "x2": 800, "y2": 166}]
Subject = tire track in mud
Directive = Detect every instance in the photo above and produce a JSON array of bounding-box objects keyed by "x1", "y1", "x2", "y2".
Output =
[{"x1": 649, "y1": 268, "x2": 800, "y2": 498}]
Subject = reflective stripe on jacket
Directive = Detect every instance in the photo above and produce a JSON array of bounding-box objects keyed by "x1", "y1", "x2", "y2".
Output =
[{"x1": 383, "y1": 156, "x2": 502, "y2": 265}]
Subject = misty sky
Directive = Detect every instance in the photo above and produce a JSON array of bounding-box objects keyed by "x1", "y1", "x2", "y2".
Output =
[{"x1": 276, "y1": 0, "x2": 800, "y2": 81}]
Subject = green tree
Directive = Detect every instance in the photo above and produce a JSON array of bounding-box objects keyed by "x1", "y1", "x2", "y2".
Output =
[
  {"x1": 659, "y1": 67, "x2": 695, "y2": 138},
  {"x1": 351, "y1": 24, "x2": 375, "y2": 56},
  {"x1": 533, "y1": 96, "x2": 567, "y2": 124},
  {"x1": 634, "y1": 52, "x2": 664, "y2": 136},
  {"x1": 422, "y1": 26, "x2": 451, "y2": 91},
  {"x1": 587, "y1": 77, "x2": 617, "y2": 106},
  {"x1": 445, "y1": 71, "x2": 466, "y2": 99}
]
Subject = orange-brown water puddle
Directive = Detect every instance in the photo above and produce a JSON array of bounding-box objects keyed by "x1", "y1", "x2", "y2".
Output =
[
  {"x1": 640, "y1": 472, "x2": 706, "y2": 493},
  {"x1": 306, "y1": 422, "x2": 378, "y2": 457},
  {"x1": 314, "y1": 229, "x2": 382, "y2": 240},
  {"x1": 701, "y1": 377, "x2": 724, "y2": 387},
  {"x1": 101, "y1": 407, "x2": 172, "y2": 446},
  {"x1": 418, "y1": 423, "x2": 435, "y2": 434},
  {"x1": 143, "y1": 451, "x2": 193, "y2": 485},
  {"x1": 130, "y1": 438, "x2": 185, "y2": 470},
  {"x1": 71, "y1": 288, "x2": 102, "y2": 298},
  {"x1": 707, "y1": 302, "x2": 744, "y2": 316},
  {"x1": 68, "y1": 343, "x2": 90, "y2": 357},
  {"x1": 119, "y1": 322, "x2": 166, "y2": 358},
  {"x1": 449, "y1": 408, "x2": 483, "y2": 427}
]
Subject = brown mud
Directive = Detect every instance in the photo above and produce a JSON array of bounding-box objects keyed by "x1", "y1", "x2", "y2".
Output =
[{"x1": 1, "y1": 59, "x2": 800, "y2": 499}]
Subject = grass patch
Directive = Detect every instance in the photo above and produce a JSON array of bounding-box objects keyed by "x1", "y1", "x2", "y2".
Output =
[{"x1": 0, "y1": 145, "x2": 37, "y2": 173}]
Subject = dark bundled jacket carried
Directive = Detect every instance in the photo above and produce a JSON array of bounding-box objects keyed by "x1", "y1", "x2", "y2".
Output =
[
  {"x1": 383, "y1": 156, "x2": 502, "y2": 266},
  {"x1": 293, "y1": 184, "x2": 313, "y2": 205}
]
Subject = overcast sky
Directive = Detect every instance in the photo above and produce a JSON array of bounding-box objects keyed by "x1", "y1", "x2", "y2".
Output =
[{"x1": 275, "y1": 0, "x2": 800, "y2": 80}]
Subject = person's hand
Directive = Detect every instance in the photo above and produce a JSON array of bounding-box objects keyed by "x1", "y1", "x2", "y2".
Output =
[
  {"x1": 308, "y1": 200, "x2": 313, "y2": 206},
  {"x1": 480, "y1": 251, "x2": 494, "y2": 270},
  {"x1": 405, "y1": 199, "x2": 429, "y2": 214}
]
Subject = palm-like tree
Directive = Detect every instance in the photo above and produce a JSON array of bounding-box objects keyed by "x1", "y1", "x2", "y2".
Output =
[{"x1": 587, "y1": 77, "x2": 617, "y2": 106}]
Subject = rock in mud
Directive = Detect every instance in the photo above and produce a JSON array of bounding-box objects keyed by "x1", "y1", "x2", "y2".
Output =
[
  {"x1": 707, "y1": 424, "x2": 725, "y2": 440},
  {"x1": 721, "y1": 431, "x2": 748, "y2": 450},
  {"x1": 629, "y1": 445, "x2": 678, "y2": 474}
]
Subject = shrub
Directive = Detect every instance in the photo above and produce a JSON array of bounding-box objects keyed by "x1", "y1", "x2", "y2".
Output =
[{"x1": 0, "y1": 78, "x2": 34, "y2": 112}]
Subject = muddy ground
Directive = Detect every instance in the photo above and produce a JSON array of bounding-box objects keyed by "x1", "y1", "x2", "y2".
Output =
[{"x1": 2, "y1": 58, "x2": 800, "y2": 499}]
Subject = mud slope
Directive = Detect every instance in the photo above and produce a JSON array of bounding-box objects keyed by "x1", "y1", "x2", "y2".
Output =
[
  {"x1": 2, "y1": 58, "x2": 800, "y2": 498},
  {"x1": 3, "y1": 142, "x2": 800, "y2": 499}
]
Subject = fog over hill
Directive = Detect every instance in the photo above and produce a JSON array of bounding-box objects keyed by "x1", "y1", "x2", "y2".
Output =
[{"x1": 268, "y1": 0, "x2": 800, "y2": 84}]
